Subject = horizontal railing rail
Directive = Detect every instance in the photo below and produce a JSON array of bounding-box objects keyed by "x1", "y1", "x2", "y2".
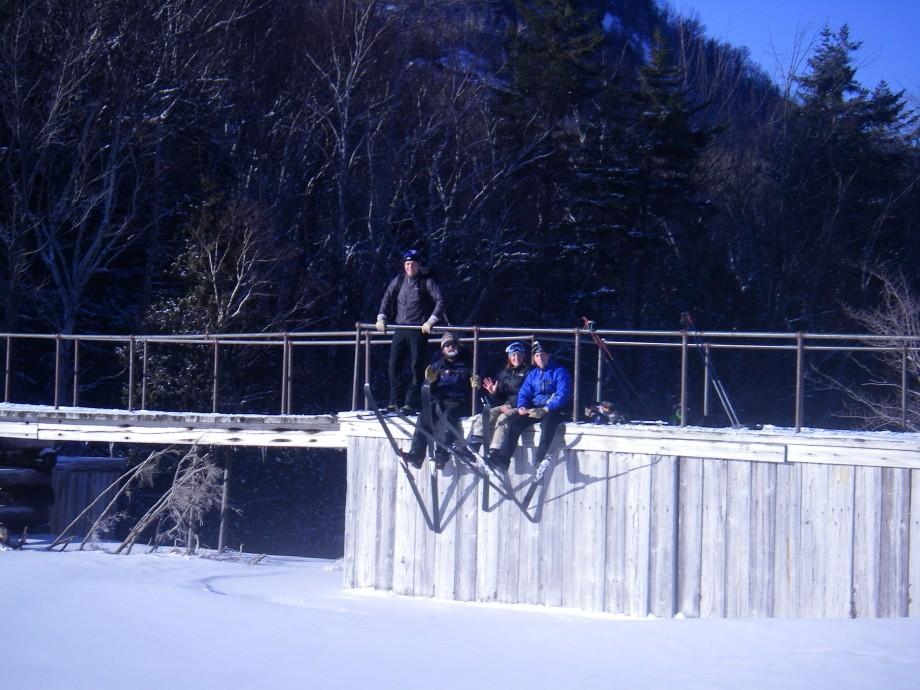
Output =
[{"x1": 0, "y1": 324, "x2": 916, "y2": 432}]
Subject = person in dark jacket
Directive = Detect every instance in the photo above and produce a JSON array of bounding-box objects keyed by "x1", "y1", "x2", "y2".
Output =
[
  {"x1": 485, "y1": 340, "x2": 571, "y2": 476},
  {"x1": 376, "y1": 249, "x2": 445, "y2": 414},
  {"x1": 467, "y1": 341, "x2": 531, "y2": 453},
  {"x1": 403, "y1": 332, "x2": 475, "y2": 469}
]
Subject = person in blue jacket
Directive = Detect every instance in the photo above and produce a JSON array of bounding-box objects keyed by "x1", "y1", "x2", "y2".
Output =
[{"x1": 485, "y1": 340, "x2": 571, "y2": 475}]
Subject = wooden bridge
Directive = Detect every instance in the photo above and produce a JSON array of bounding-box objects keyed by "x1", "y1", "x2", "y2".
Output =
[
  {"x1": 1, "y1": 324, "x2": 918, "y2": 619},
  {"x1": 0, "y1": 400, "x2": 918, "y2": 619}
]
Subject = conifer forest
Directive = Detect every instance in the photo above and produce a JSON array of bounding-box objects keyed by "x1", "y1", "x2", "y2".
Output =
[{"x1": 1, "y1": 1, "x2": 918, "y2": 555}]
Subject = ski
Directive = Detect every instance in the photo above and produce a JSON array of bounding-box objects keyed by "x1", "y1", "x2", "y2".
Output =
[
  {"x1": 480, "y1": 396, "x2": 492, "y2": 511},
  {"x1": 521, "y1": 460, "x2": 549, "y2": 510},
  {"x1": 421, "y1": 383, "x2": 440, "y2": 532},
  {"x1": 363, "y1": 383, "x2": 435, "y2": 531},
  {"x1": 393, "y1": 409, "x2": 517, "y2": 504}
]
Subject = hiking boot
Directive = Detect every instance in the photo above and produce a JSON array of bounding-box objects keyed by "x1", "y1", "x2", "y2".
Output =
[
  {"x1": 399, "y1": 405, "x2": 418, "y2": 416},
  {"x1": 484, "y1": 449, "x2": 509, "y2": 474},
  {"x1": 402, "y1": 451, "x2": 423, "y2": 469},
  {"x1": 386, "y1": 403, "x2": 398, "y2": 413},
  {"x1": 433, "y1": 451, "x2": 450, "y2": 470},
  {"x1": 533, "y1": 457, "x2": 551, "y2": 481},
  {"x1": 466, "y1": 435, "x2": 482, "y2": 453}
]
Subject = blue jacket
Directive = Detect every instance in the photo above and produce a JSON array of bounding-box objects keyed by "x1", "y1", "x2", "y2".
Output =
[{"x1": 516, "y1": 361, "x2": 571, "y2": 412}]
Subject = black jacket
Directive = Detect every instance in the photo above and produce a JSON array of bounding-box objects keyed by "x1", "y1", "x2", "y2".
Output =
[
  {"x1": 377, "y1": 271, "x2": 445, "y2": 326},
  {"x1": 430, "y1": 350, "x2": 473, "y2": 404},
  {"x1": 489, "y1": 363, "x2": 531, "y2": 407}
]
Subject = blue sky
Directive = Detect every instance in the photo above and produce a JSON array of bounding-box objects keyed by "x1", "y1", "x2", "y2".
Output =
[{"x1": 673, "y1": 0, "x2": 920, "y2": 100}]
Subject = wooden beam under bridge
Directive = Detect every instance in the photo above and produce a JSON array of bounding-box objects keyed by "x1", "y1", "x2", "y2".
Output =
[{"x1": 0, "y1": 403, "x2": 345, "y2": 448}]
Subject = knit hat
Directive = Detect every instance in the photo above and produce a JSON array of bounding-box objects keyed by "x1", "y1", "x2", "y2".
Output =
[
  {"x1": 402, "y1": 249, "x2": 421, "y2": 262},
  {"x1": 440, "y1": 332, "x2": 459, "y2": 347},
  {"x1": 531, "y1": 340, "x2": 548, "y2": 355}
]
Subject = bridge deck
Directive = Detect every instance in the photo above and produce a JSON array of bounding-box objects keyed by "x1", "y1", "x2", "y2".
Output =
[{"x1": 0, "y1": 403, "x2": 344, "y2": 448}]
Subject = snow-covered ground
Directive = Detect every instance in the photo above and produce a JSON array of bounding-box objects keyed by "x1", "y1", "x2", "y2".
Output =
[{"x1": 2, "y1": 542, "x2": 919, "y2": 690}]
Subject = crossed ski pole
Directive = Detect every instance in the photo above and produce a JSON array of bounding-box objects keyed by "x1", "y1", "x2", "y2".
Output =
[{"x1": 680, "y1": 312, "x2": 741, "y2": 428}]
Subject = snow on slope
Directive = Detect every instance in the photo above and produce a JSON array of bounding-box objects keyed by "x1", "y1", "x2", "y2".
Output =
[{"x1": 2, "y1": 544, "x2": 918, "y2": 690}]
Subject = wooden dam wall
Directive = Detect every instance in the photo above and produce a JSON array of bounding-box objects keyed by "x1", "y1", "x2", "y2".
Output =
[{"x1": 341, "y1": 415, "x2": 920, "y2": 619}]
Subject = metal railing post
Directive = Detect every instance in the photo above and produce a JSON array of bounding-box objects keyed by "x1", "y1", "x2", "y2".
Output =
[
  {"x1": 680, "y1": 331, "x2": 688, "y2": 427},
  {"x1": 364, "y1": 330, "x2": 372, "y2": 409},
  {"x1": 702, "y1": 343, "x2": 710, "y2": 417},
  {"x1": 128, "y1": 336, "x2": 135, "y2": 412},
  {"x1": 901, "y1": 344, "x2": 908, "y2": 431},
  {"x1": 280, "y1": 333, "x2": 289, "y2": 414},
  {"x1": 212, "y1": 339, "x2": 219, "y2": 414},
  {"x1": 472, "y1": 326, "x2": 480, "y2": 415},
  {"x1": 217, "y1": 448, "x2": 232, "y2": 553},
  {"x1": 596, "y1": 347, "x2": 603, "y2": 402},
  {"x1": 573, "y1": 328, "x2": 581, "y2": 421},
  {"x1": 3, "y1": 336, "x2": 10, "y2": 402},
  {"x1": 795, "y1": 332, "x2": 805, "y2": 432},
  {"x1": 72, "y1": 339, "x2": 80, "y2": 407},
  {"x1": 141, "y1": 340, "x2": 148, "y2": 410},
  {"x1": 54, "y1": 335, "x2": 61, "y2": 409},
  {"x1": 286, "y1": 338, "x2": 294, "y2": 415},
  {"x1": 352, "y1": 324, "x2": 362, "y2": 411}
]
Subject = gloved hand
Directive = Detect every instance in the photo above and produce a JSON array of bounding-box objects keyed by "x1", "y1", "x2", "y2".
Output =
[
  {"x1": 470, "y1": 374, "x2": 481, "y2": 389},
  {"x1": 421, "y1": 321, "x2": 434, "y2": 334},
  {"x1": 375, "y1": 319, "x2": 386, "y2": 333},
  {"x1": 528, "y1": 406, "x2": 549, "y2": 419},
  {"x1": 424, "y1": 365, "x2": 438, "y2": 383}
]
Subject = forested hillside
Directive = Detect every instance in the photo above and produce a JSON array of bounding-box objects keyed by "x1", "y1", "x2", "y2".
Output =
[{"x1": 3, "y1": 0, "x2": 916, "y2": 340}]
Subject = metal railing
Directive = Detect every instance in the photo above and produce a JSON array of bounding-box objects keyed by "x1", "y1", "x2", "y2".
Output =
[{"x1": 0, "y1": 325, "x2": 917, "y2": 432}]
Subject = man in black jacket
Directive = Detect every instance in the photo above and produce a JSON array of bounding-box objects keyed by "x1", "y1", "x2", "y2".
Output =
[
  {"x1": 403, "y1": 332, "x2": 475, "y2": 469},
  {"x1": 376, "y1": 249, "x2": 445, "y2": 414}
]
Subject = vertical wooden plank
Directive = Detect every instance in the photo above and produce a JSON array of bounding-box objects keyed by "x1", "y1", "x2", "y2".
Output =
[
  {"x1": 355, "y1": 436, "x2": 381, "y2": 589},
  {"x1": 797, "y1": 464, "x2": 823, "y2": 617},
  {"x1": 414, "y1": 460, "x2": 437, "y2": 597},
  {"x1": 391, "y1": 445, "x2": 418, "y2": 596},
  {"x1": 824, "y1": 464, "x2": 854, "y2": 618},
  {"x1": 749, "y1": 462, "x2": 776, "y2": 617},
  {"x1": 475, "y1": 461, "x2": 501, "y2": 602},
  {"x1": 677, "y1": 457, "x2": 703, "y2": 618},
  {"x1": 622, "y1": 453, "x2": 652, "y2": 617},
  {"x1": 604, "y1": 452, "x2": 628, "y2": 614},
  {"x1": 517, "y1": 451, "x2": 544, "y2": 605},
  {"x1": 724, "y1": 461, "x2": 752, "y2": 617},
  {"x1": 374, "y1": 438, "x2": 397, "y2": 591},
  {"x1": 853, "y1": 466, "x2": 882, "y2": 618},
  {"x1": 343, "y1": 436, "x2": 361, "y2": 589},
  {"x1": 496, "y1": 447, "x2": 526, "y2": 603},
  {"x1": 570, "y1": 450, "x2": 608, "y2": 612},
  {"x1": 649, "y1": 455, "x2": 677, "y2": 618},
  {"x1": 909, "y1": 469, "x2": 920, "y2": 617},
  {"x1": 879, "y1": 468, "x2": 910, "y2": 617},
  {"x1": 453, "y1": 460, "x2": 480, "y2": 602},
  {"x1": 773, "y1": 462, "x2": 801, "y2": 618},
  {"x1": 537, "y1": 444, "x2": 569, "y2": 608},
  {"x1": 433, "y1": 462, "x2": 460, "y2": 600},
  {"x1": 699, "y1": 459, "x2": 727, "y2": 618}
]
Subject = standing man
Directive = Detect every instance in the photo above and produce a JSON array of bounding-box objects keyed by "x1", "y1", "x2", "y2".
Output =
[
  {"x1": 485, "y1": 341, "x2": 571, "y2": 476},
  {"x1": 376, "y1": 249, "x2": 445, "y2": 414}
]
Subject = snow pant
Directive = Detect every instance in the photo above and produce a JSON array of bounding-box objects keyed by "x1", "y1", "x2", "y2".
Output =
[
  {"x1": 493, "y1": 408, "x2": 567, "y2": 465},
  {"x1": 409, "y1": 399, "x2": 466, "y2": 462},
  {"x1": 388, "y1": 327, "x2": 427, "y2": 410},
  {"x1": 467, "y1": 406, "x2": 516, "y2": 450}
]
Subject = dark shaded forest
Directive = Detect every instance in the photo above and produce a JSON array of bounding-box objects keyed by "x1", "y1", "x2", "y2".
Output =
[{"x1": 2, "y1": 0, "x2": 918, "y2": 555}]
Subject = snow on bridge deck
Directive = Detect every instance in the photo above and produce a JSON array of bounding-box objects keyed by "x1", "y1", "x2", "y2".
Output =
[{"x1": 0, "y1": 403, "x2": 343, "y2": 448}]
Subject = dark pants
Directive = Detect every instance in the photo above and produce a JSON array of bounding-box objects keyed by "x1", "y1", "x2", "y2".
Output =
[
  {"x1": 388, "y1": 328, "x2": 426, "y2": 409},
  {"x1": 495, "y1": 408, "x2": 566, "y2": 465},
  {"x1": 410, "y1": 399, "x2": 465, "y2": 460}
]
